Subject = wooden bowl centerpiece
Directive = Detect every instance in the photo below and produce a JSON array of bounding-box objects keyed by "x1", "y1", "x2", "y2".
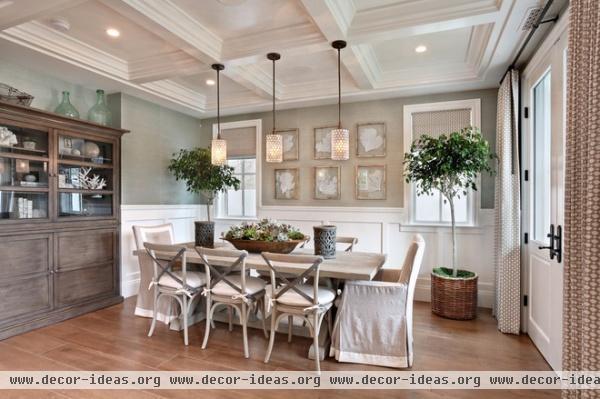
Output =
[{"x1": 222, "y1": 219, "x2": 308, "y2": 254}]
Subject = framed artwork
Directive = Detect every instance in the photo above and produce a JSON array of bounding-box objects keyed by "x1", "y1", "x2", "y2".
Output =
[
  {"x1": 357, "y1": 122, "x2": 386, "y2": 157},
  {"x1": 276, "y1": 128, "x2": 299, "y2": 161},
  {"x1": 356, "y1": 165, "x2": 386, "y2": 200},
  {"x1": 313, "y1": 126, "x2": 336, "y2": 159},
  {"x1": 274, "y1": 168, "x2": 299, "y2": 200},
  {"x1": 314, "y1": 166, "x2": 341, "y2": 200}
]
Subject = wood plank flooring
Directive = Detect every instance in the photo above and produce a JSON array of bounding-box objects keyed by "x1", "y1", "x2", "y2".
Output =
[{"x1": 0, "y1": 298, "x2": 558, "y2": 399}]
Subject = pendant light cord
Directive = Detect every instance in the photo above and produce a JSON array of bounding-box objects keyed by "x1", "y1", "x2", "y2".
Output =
[
  {"x1": 337, "y1": 47, "x2": 341, "y2": 129},
  {"x1": 272, "y1": 57, "x2": 276, "y2": 132},
  {"x1": 216, "y1": 68, "x2": 221, "y2": 139}
]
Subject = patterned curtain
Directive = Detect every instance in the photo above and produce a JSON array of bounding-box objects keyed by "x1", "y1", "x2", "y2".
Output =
[
  {"x1": 494, "y1": 69, "x2": 521, "y2": 334},
  {"x1": 563, "y1": 1, "x2": 600, "y2": 395}
]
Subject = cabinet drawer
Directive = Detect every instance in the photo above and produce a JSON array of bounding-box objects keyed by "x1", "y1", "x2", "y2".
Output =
[
  {"x1": 0, "y1": 234, "x2": 51, "y2": 278},
  {"x1": 0, "y1": 274, "x2": 52, "y2": 321},
  {"x1": 55, "y1": 262, "x2": 114, "y2": 307},
  {"x1": 57, "y1": 229, "x2": 115, "y2": 270}
]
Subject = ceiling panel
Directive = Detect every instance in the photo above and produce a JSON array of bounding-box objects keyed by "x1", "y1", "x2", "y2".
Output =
[
  {"x1": 40, "y1": 0, "x2": 175, "y2": 61},
  {"x1": 173, "y1": 0, "x2": 311, "y2": 40},
  {"x1": 372, "y1": 27, "x2": 473, "y2": 72}
]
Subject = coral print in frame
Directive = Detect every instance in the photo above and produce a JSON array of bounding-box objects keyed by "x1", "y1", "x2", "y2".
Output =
[
  {"x1": 275, "y1": 168, "x2": 299, "y2": 200},
  {"x1": 356, "y1": 165, "x2": 386, "y2": 200},
  {"x1": 357, "y1": 122, "x2": 386, "y2": 157},
  {"x1": 314, "y1": 166, "x2": 341, "y2": 200},
  {"x1": 314, "y1": 126, "x2": 337, "y2": 159},
  {"x1": 276, "y1": 128, "x2": 299, "y2": 161}
]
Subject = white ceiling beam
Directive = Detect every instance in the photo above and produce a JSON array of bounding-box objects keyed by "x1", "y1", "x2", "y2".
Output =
[
  {"x1": 300, "y1": 0, "x2": 377, "y2": 90},
  {"x1": 0, "y1": 0, "x2": 86, "y2": 30}
]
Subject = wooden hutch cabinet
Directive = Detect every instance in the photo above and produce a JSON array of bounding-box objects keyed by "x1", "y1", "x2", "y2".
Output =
[{"x1": 0, "y1": 100, "x2": 127, "y2": 339}]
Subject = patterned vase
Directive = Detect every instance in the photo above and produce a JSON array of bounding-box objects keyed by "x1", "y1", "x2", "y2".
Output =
[
  {"x1": 54, "y1": 91, "x2": 80, "y2": 118},
  {"x1": 195, "y1": 221, "x2": 215, "y2": 248},
  {"x1": 313, "y1": 225, "x2": 337, "y2": 259},
  {"x1": 87, "y1": 89, "x2": 111, "y2": 126}
]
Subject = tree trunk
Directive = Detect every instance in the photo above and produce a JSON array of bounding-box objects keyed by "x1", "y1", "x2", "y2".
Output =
[
  {"x1": 448, "y1": 196, "x2": 458, "y2": 277},
  {"x1": 206, "y1": 203, "x2": 211, "y2": 223}
]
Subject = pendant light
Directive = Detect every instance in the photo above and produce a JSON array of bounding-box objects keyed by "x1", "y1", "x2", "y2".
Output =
[
  {"x1": 330, "y1": 40, "x2": 350, "y2": 161},
  {"x1": 265, "y1": 52, "x2": 283, "y2": 163},
  {"x1": 211, "y1": 63, "x2": 227, "y2": 166}
]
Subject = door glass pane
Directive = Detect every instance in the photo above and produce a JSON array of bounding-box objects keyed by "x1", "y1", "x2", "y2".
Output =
[
  {"x1": 0, "y1": 123, "x2": 49, "y2": 158},
  {"x1": 58, "y1": 135, "x2": 112, "y2": 165},
  {"x1": 533, "y1": 71, "x2": 552, "y2": 243},
  {"x1": 59, "y1": 193, "x2": 113, "y2": 217},
  {"x1": 0, "y1": 157, "x2": 49, "y2": 188},
  {"x1": 0, "y1": 190, "x2": 48, "y2": 219}
]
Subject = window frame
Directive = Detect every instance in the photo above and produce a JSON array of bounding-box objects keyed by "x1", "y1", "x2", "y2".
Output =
[
  {"x1": 212, "y1": 119, "x2": 262, "y2": 220},
  {"x1": 402, "y1": 99, "x2": 482, "y2": 227}
]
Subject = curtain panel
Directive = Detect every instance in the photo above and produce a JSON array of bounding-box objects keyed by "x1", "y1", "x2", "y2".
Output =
[
  {"x1": 563, "y1": 1, "x2": 600, "y2": 396},
  {"x1": 494, "y1": 69, "x2": 521, "y2": 335}
]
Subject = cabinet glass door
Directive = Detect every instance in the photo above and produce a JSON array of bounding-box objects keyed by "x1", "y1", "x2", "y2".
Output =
[
  {"x1": 57, "y1": 133, "x2": 114, "y2": 219},
  {"x1": 0, "y1": 122, "x2": 50, "y2": 221}
]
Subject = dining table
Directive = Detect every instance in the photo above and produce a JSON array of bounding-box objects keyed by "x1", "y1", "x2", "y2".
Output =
[{"x1": 132, "y1": 242, "x2": 387, "y2": 359}]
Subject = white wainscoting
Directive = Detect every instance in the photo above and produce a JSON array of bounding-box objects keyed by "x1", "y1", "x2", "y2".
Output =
[
  {"x1": 216, "y1": 206, "x2": 496, "y2": 308},
  {"x1": 120, "y1": 204, "x2": 495, "y2": 308},
  {"x1": 120, "y1": 204, "x2": 206, "y2": 298}
]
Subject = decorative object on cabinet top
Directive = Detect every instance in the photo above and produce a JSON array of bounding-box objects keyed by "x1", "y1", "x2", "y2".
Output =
[
  {"x1": 54, "y1": 91, "x2": 80, "y2": 119},
  {"x1": 0, "y1": 83, "x2": 34, "y2": 106}
]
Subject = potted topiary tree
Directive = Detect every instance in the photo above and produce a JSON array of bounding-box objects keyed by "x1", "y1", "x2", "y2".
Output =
[
  {"x1": 168, "y1": 147, "x2": 240, "y2": 248},
  {"x1": 404, "y1": 127, "x2": 494, "y2": 320}
]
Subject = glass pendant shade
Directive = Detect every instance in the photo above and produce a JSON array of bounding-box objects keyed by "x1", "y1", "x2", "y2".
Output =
[
  {"x1": 331, "y1": 128, "x2": 350, "y2": 160},
  {"x1": 265, "y1": 133, "x2": 283, "y2": 163},
  {"x1": 211, "y1": 138, "x2": 227, "y2": 166}
]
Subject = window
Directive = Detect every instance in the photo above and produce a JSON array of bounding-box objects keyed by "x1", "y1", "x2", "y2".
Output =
[
  {"x1": 213, "y1": 120, "x2": 261, "y2": 219},
  {"x1": 403, "y1": 99, "x2": 481, "y2": 226},
  {"x1": 219, "y1": 158, "x2": 257, "y2": 218}
]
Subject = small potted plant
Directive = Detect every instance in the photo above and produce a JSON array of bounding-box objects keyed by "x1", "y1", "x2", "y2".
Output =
[
  {"x1": 404, "y1": 127, "x2": 494, "y2": 320},
  {"x1": 168, "y1": 148, "x2": 240, "y2": 247}
]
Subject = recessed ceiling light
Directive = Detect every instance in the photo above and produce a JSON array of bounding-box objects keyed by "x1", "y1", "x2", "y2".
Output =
[
  {"x1": 206, "y1": 79, "x2": 215, "y2": 86},
  {"x1": 415, "y1": 45, "x2": 427, "y2": 53},
  {"x1": 106, "y1": 28, "x2": 120, "y2": 38}
]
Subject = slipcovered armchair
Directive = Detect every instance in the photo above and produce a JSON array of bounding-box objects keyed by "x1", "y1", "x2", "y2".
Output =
[{"x1": 330, "y1": 234, "x2": 425, "y2": 368}]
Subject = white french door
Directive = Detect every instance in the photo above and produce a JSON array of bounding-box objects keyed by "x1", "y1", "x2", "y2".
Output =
[{"x1": 522, "y1": 29, "x2": 567, "y2": 371}]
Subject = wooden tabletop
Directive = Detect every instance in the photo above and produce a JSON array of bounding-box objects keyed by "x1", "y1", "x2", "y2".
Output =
[{"x1": 133, "y1": 245, "x2": 386, "y2": 281}]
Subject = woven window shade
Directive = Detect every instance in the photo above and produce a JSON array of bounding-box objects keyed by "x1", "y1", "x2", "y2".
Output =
[
  {"x1": 412, "y1": 108, "x2": 471, "y2": 138},
  {"x1": 220, "y1": 127, "x2": 256, "y2": 158}
]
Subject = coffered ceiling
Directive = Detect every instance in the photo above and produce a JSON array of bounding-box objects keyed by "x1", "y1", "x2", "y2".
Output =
[{"x1": 0, "y1": 0, "x2": 551, "y2": 117}]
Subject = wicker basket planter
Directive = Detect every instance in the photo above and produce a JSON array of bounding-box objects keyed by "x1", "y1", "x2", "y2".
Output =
[{"x1": 431, "y1": 271, "x2": 478, "y2": 320}]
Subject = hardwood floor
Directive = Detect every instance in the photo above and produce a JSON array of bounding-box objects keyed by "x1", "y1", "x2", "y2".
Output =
[{"x1": 0, "y1": 298, "x2": 557, "y2": 399}]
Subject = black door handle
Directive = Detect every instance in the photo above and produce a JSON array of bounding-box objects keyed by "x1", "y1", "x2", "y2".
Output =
[{"x1": 538, "y1": 224, "x2": 562, "y2": 263}]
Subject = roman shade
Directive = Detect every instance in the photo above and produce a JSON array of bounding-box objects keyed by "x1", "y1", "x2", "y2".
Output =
[{"x1": 221, "y1": 127, "x2": 256, "y2": 158}]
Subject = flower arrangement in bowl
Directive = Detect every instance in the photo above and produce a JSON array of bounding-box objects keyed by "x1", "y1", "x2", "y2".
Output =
[{"x1": 223, "y1": 219, "x2": 308, "y2": 253}]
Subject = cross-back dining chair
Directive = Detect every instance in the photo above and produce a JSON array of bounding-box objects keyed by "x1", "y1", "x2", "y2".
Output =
[
  {"x1": 261, "y1": 252, "x2": 336, "y2": 373},
  {"x1": 196, "y1": 247, "x2": 268, "y2": 358},
  {"x1": 336, "y1": 236, "x2": 358, "y2": 252},
  {"x1": 144, "y1": 243, "x2": 206, "y2": 346},
  {"x1": 133, "y1": 224, "x2": 175, "y2": 250}
]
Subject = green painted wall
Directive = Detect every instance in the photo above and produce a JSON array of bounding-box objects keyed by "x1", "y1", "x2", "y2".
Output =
[
  {"x1": 115, "y1": 94, "x2": 205, "y2": 205},
  {"x1": 200, "y1": 88, "x2": 498, "y2": 209}
]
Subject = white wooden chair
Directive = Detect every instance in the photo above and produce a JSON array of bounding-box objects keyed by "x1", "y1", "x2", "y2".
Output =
[
  {"x1": 132, "y1": 224, "x2": 178, "y2": 321},
  {"x1": 196, "y1": 247, "x2": 268, "y2": 358},
  {"x1": 261, "y1": 252, "x2": 336, "y2": 373},
  {"x1": 331, "y1": 234, "x2": 425, "y2": 367},
  {"x1": 144, "y1": 243, "x2": 206, "y2": 346},
  {"x1": 336, "y1": 236, "x2": 358, "y2": 252}
]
